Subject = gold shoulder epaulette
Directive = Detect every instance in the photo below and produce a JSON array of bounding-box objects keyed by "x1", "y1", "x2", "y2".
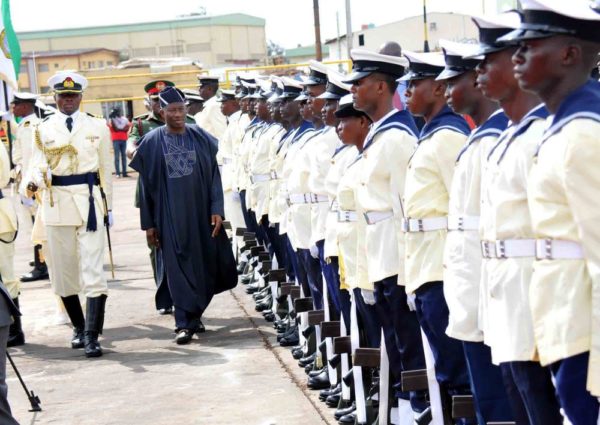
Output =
[{"x1": 23, "y1": 121, "x2": 31, "y2": 127}]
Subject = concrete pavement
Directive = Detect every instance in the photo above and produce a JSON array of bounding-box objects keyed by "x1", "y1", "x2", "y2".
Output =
[{"x1": 6, "y1": 175, "x2": 336, "y2": 425}]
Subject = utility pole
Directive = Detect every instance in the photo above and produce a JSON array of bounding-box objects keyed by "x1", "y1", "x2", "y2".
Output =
[
  {"x1": 336, "y1": 10, "x2": 343, "y2": 66},
  {"x1": 345, "y1": 0, "x2": 352, "y2": 58},
  {"x1": 313, "y1": 0, "x2": 323, "y2": 61},
  {"x1": 423, "y1": 0, "x2": 430, "y2": 52}
]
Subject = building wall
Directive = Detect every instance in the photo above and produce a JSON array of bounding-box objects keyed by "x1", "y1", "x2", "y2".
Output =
[
  {"x1": 327, "y1": 13, "x2": 478, "y2": 60},
  {"x1": 17, "y1": 50, "x2": 120, "y2": 93},
  {"x1": 19, "y1": 24, "x2": 267, "y2": 68}
]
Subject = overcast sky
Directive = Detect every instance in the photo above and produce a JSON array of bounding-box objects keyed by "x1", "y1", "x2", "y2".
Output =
[{"x1": 12, "y1": 0, "x2": 516, "y2": 49}]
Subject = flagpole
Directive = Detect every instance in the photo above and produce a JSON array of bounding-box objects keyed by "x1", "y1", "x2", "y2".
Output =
[{"x1": 2, "y1": 80, "x2": 12, "y2": 168}]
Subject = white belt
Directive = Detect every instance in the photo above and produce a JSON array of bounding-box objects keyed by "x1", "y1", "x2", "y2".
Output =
[
  {"x1": 251, "y1": 174, "x2": 270, "y2": 183},
  {"x1": 288, "y1": 193, "x2": 312, "y2": 205},
  {"x1": 535, "y1": 239, "x2": 584, "y2": 260},
  {"x1": 402, "y1": 216, "x2": 447, "y2": 232},
  {"x1": 270, "y1": 170, "x2": 279, "y2": 180},
  {"x1": 222, "y1": 157, "x2": 233, "y2": 165},
  {"x1": 337, "y1": 210, "x2": 358, "y2": 222},
  {"x1": 310, "y1": 193, "x2": 328, "y2": 203},
  {"x1": 447, "y1": 215, "x2": 479, "y2": 231},
  {"x1": 481, "y1": 239, "x2": 536, "y2": 259},
  {"x1": 363, "y1": 210, "x2": 394, "y2": 225}
]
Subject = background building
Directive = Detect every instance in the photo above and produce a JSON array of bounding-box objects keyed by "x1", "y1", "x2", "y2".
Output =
[
  {"x1": 17, "y1": 13, "x2": 267, "y2": 70},
  {"x1": 325, "y1": 12, "x2": 478, "y2": 60},
  {"x1": 283, "y1": 44, "x2": 330, "y2": 63}
]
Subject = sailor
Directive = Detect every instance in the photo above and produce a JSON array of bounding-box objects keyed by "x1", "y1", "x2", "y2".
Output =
[
  {"x1": 27, "y1": 71, "x2": 113, "y2": 358},
  {"x1": 216, "y1": 89, "x2": 246, "y2": 234},
  {"x1": 194, "y1": 75, "x2": 227, "y2": 140},
  {"x1": 10, "y1": 92, "x2": 49, "y2": 285},
  {"x1": 501, "y1": 1, "x2": 600, "y2": 423},
  {"x1": 344, "y1": 48, "x2": 428, "y2": 419},
  {"x1": 437, "y1": 38, "x2": 514, "y2": 423},
  {"x1": 400, "y1": 50, "x2": 473, "y2": 417},
  {"x1": 181, "y1": 88, "x2": 204, "y2": 116}
]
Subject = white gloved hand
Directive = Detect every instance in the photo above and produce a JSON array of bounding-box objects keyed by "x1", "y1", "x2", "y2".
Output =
[
  {"x1": 361, "y1": 289, "x2": 376, "y2": 306},
  {"x1": 406, "y1": 293, "x2": 417, "y2": 312},
  {"x1": 309, "y1": 244, "x2": 319, "y2": 259},
  {"x1": 20, "y1": 195, "x2": 35, "y2": 208},
  {"x1": 108, "y1": 211, "x2": 114, "y2": 228},
  {"x1": 32, "y1": 169, "x2": 47, "y2": 189}
]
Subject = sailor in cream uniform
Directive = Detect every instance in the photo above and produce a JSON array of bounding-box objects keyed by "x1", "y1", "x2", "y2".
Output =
[
  {"x1": 194, "y1": 75, "x2": 227, "y2": 140},
  {"x1": 436, "y1": 38, "x2": 514, "y2": 423},
  {"x1": 308, "y1": 69, "x2": 350, "y2": 317},
  {"x1": 0, "y1": 140, "x2": 18, "y2": 343},
  {"x1": 247, "y1": 81, "x2": 286, "y2": 254},
  {"x1": 400, "y1": 51, "x2": 473, "y2": 409},
  {"x1": 216, "y1": 89, "x2": 245, "y2": 233},
  {"x1": 27, "y1": 71, "x2": 113, "y2": 358},
  {"x1": 502, "y1": 1, "x2": 600, "y2": 423},
  {"x1": 344, "y1": 49, "x2": 428, "y2": 417}
]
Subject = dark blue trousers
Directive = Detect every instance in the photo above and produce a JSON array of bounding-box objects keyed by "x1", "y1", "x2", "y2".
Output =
[
  {"x1": 283, "y1": 235, "x2": 298, "y2": 282},
  {"x1": 414, "y1": 282, "x2": 472, "y2": 397},
  {"x1": 500, "y1": 361, "x2": 562, "y2": 425},
  {"x1": 339, "y1": 288, "x2": 351, "y2": 335},
  {"x1": 174, "y1": 307, "x2": 202, "y2": 331},
  {"x1": 463, "y1": 341, "x2": 514, "y2": 424},
  {"x1": 316, "y1": 240, "x2": 342, "y2": 314},
  {"x1": 374, "y1": 275, "x2": 428, "y2": 409},
  {"x1": 263, "y1": 219, "x2": 288, "y2": 271},
  {"x1": 239, "y1": 190, "x2": 253, "y2": 232},
  {"x1": 352, "y1": 288, "x2": 381, "y2": 349},
  {"x1": 296, "y1": 248, "x2": 323, "y2": 310},
  {"x1": 550, "y1": 352, "x2": 599, "y2": 425}
]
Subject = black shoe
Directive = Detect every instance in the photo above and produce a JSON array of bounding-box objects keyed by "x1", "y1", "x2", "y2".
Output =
[
  {"x1": 71, "y1": 328, "x2": 85, "y2": 349},
  {"x1": 158, "y1": 307, "x2": 173, "y2": 315},
  {"x1": 279, "y1": 332, "x2": 299, "y2": 347},
  {"x1": 61, "y1": 295, "x2": 86, "y2": 349},
  {"x1": 319, "y1": 383, "x2": 341, "y2": 401},
  {"x1": 264, "y1": 312, "x2": 275, "y2": 322},
  {"x1": 326, "y1": 392, "x2": 342, "y2": 408},
  {"x1": 195, "y1": 321, "x2": 206, "y2": 333},
  {"x1": 236, "y1": 261, "x2": 248, "y2": 275},
  {"x1": 307, "y1": 369, "x2": 330, "y2": 390},
  {"x1": 308, "y1": 367, "x2": 325, "y2": 378},
  {"x1": 255, "y1": 297, "x2": 272, "y2": 312},
  {"x1": 175, "y1": 329, "x2": 194, "y2": 345},
  {"x1": 20, "y1": 267, "x2": 49, "y2": 282},
  {"x1": 7, "y1": 298, "x2": 25, "y2": 347},
  {"x1": 84, "y1": 331, "x2": 102, "y2": 358},
  {"x1": 338, "y1": 412, "x2": 356, "y2": 424},
  {"x1": 292, "y1": 347, "x2": 305, "y2": 360},
  {"x1": 84, "y1": 295, "x2": 107, "y2": 358},
  {"x1": 298, "y1": 352, "x2": 316, "y2": 368},
  {"x1": 334, "y1": 402, "x2": 356, "y2": 420}
]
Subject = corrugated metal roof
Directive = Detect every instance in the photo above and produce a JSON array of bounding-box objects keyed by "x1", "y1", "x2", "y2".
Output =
[
  {"x1": 21, "y1": 48, "x2": 120, "y2": 58},
  {"x1": 17, "y1": 13, "x2": 265, "y2": 40}
]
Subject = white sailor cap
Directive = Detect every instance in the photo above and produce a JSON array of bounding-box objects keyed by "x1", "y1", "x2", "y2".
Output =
[
  {"x1": 217, "y1": 89, "x2": 237, "y2": 102},
  {"x1": 11, "y1": 92, "x2": 39, "y2": 103},
  {"x1": 48, "y1": 71, "x2": 88, "y2": 93},
  {"x1": 499, "y1": 0, "x2": 600, "y2": 44},
  {"x1": 267, "y1": 78, "x2": 284, "y2": 104},
  {"x1": 250, "y1": 79, "x2": 274, "y2": 100},
  {"x1": 436, "y1": 40, "x2": 483, "y2": 81},
  {"x1": 243, "y1": 82, "x2": 257, "y2": 99},
  {"x1": 334, "y1": 93, "x2": 367, "y2": 118},
  {"x1": 398, "y1": 51, "x2": 446, "y2": 82},
  {"x1": 305, "y1": 60, "x2": 330, "y2": 86},
  {"x1": 181, "y1": 89, "x2": 204, "y2": 103},
  {"x1": 467, "y1": 12, "x2": 522, "y2": 57},
  {"x1": 279, "y1": 76, "x2": 304, "y2": 100},
  {"x1": 343, "y1": 49, "x2": 409, "y2": 83},
  {"x1": 197, "y1": 75, "x2": 220, "y2": 86},
  {"x1": 318, "y1": 69, "x2": 351, "y2": 100}
]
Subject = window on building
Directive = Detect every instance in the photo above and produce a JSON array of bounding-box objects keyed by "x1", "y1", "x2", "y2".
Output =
[
  {"x1": 358, "y1": 34, "x2": 365, "y2": 46},
  {"x1": 107, "y1": 61, "x2": 114, "y2": 67},
  {"x1": 97, "y1": 61, "x2": 104, "y2": 68},
  {"x1": 54, "y1": 63, "x2": 59, "y2": 68},
  {"x1": 37, "y1": 63, "x2": 49, "y2": 72},
  {"x1": 430, "y1": 22, "x2": 437, "y2": 31}
]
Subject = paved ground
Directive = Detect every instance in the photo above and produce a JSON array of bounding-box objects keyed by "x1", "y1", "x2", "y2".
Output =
[{"x1": 6, "y1": 175, "x2": 336, "y2": 425}]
